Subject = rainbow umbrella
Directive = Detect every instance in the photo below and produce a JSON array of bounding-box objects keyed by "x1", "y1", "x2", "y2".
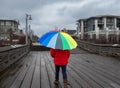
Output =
[{"x1": 38, "y1": 30, "x2": 77, "y2": 50}]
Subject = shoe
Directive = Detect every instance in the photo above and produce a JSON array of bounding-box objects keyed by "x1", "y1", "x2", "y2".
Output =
[
  {"x1": 63, "y1": 80, "x2": 68, "y2": 88},
  {"x1": 64, "y1": 83, "x2": 68, "y2": 88},
  {"x1": 54, "y1": 80, "x2": 59, "y2": 85}
]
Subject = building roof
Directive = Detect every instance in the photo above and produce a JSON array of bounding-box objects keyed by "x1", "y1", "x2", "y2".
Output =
[
  {"x1": 77, "y1": 15, "x2": 120, "y2": 22},
  {"x1": 0, "y1": 19, "x2": 19, "y2": 23},
  {"x1": 77, "y1": 19, "x2": 87, "y2": 22},
  {"x1": 88, "y1": 15, "x2": 120, "y2": 19}
]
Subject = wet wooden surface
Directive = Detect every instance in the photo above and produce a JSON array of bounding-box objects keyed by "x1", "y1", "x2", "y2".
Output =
[{"x1": 0, "y1": 48, "x2": 120, "y2": 88}]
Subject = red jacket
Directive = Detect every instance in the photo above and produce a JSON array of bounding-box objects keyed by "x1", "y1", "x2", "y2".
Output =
[{"x1": 50, "y1": 49, "x2": 70, "y2": 65}]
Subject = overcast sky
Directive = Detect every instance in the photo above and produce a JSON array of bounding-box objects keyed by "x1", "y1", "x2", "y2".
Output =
[{"x1": 0, "y1": 0, "x2": 120, "y2": 37}]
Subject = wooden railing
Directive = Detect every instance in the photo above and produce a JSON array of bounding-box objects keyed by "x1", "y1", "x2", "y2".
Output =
[
  {"x1": 0, "y1": 45, "x2": 30, "y2": 73},
  {"x1": 77, "y1": 40, "x2": 120, "y2": 57}
]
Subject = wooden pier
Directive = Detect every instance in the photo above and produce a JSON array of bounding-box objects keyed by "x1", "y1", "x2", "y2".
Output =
[{"x1": 0, "y1": 48, "x2": 120, "y2": 88}]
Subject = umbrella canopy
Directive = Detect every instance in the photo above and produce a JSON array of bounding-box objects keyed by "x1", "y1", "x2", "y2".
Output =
[{"x1": 38, "y1": 30, "x2": 77, "y2": 50}]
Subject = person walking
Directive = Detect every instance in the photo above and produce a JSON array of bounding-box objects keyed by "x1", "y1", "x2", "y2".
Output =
[{"x1": 50, "y1": 48, "x2": 70, "y2": 87}]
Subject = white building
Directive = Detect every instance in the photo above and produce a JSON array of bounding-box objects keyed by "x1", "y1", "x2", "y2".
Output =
[{"x1": 76, "y1": 15, "x2": 120, "y2": 44}]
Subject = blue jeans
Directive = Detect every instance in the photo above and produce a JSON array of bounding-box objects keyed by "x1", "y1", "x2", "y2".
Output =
[{"x1": 55, "y1": 65, "x2": 67, "y2": 80}]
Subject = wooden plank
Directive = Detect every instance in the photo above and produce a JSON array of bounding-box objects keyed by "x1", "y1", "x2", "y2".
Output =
[
  {"x1": 81, "y1": 54, "x2": 120, "y2": 75},
  {"x1": 78, "y1": 57, "x2": 120, "y2": 85},
  {"x1": 67, "y1": 65, "x2": 85, "y2": 88},
  {"x1": 20, "y1": 54, "x2": 37, "y2": 88},
  {"x1": 75, "y1": 54, "x2": 120, "y2": 80},
  {"x1": 69, "y1": 54, "x2": 120, "y2": 88},
  {"x1": 40, "y1": 52, "x2": 50, "y2": 88},
  {"x1": 78, "y1": 55, "x2": 120, "y2": 87},
  {"x1": 31, "y1": 52, "x2": 40, "y2": 88},
  {"x1": 9, "y1": 54, "x2": 34, "y2": 88},
  {"x1": 68, "y1": 63, "x2": 102, "y2": 88},
  {"x1": 43, "y1": 53, "x2": 55, "y2": 88},
  {"x1": 0, "y1": 53, "x2": 32, "y2": 88}
]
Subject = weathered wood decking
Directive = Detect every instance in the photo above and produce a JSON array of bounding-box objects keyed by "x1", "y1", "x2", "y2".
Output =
[{"x1": 0, "y1": 48, "x2": 120, "y2": 88}]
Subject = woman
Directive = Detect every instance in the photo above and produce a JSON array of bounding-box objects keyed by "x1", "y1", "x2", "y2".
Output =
[{"x1": 50, "y1": 48, "x2": 70, "y2": 87}]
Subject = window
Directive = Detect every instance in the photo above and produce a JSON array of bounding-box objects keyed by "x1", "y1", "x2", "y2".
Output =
[
  {"x1": 6, "y1": 21, "x2": 11, "y2": 26},
  {"x1": 107, "y1": 18, "x2": 114, "y2": 23},
  {"x1": 1, "y1": 22, "x2": 4, "y2": 25}
]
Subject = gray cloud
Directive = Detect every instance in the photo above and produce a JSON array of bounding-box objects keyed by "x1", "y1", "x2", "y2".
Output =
[{"x1": 0, "y1": 0, "x2": 120, "y2": 37}]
